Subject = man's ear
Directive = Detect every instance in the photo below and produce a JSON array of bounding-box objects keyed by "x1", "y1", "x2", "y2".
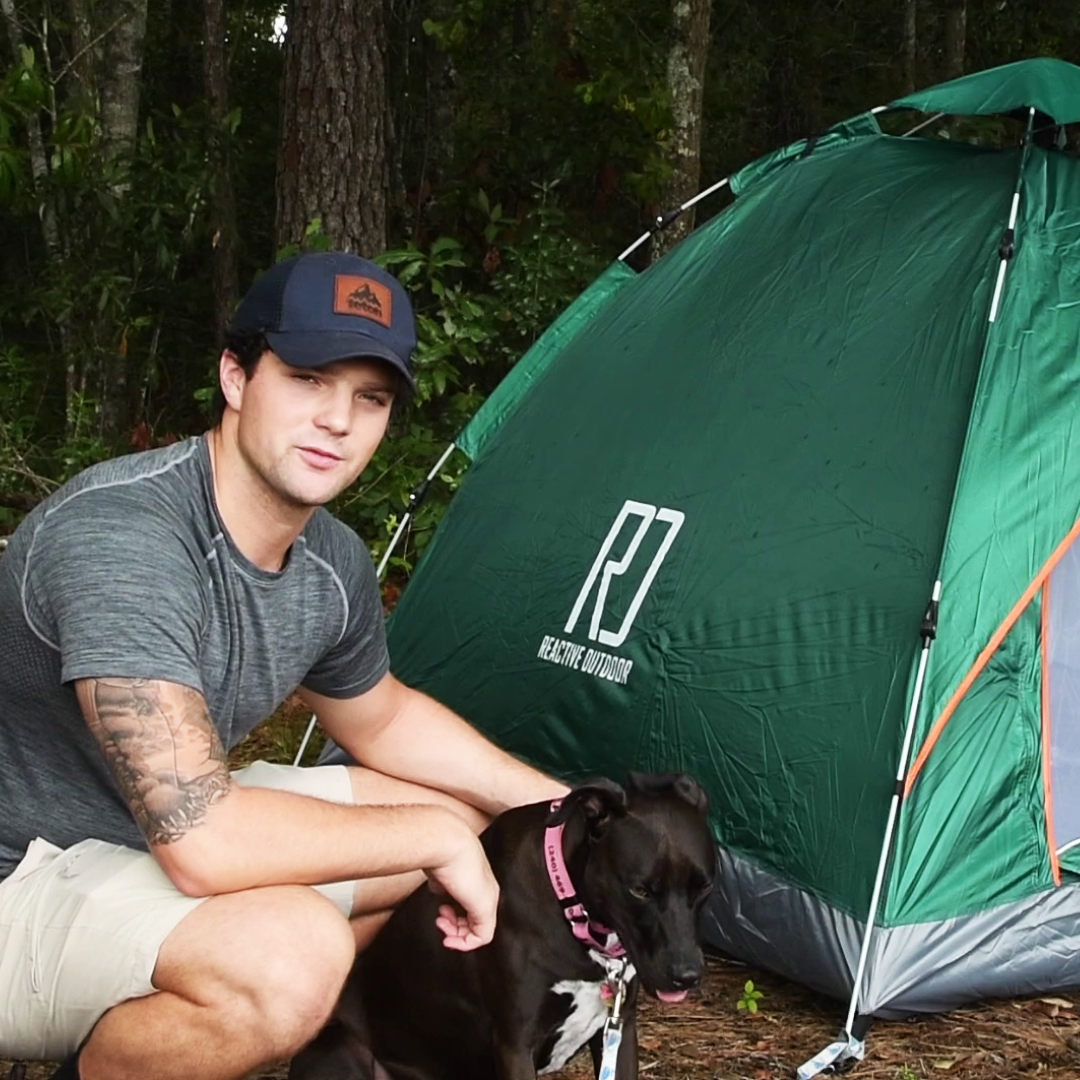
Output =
[{"x1": 219, "y1": 350, "x2": 246, "y2": 413}]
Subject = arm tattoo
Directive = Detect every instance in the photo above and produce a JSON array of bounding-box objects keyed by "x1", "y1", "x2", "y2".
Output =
[{"x1": 81, "y1": 678, "x2": 231, "y2": 845}]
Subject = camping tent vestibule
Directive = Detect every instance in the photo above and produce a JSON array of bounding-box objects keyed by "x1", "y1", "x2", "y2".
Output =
[{"x1": 382, "y1": 57, "x2": 1080, "y2": 1061}]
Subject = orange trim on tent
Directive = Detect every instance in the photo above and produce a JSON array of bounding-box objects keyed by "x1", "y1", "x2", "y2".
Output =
[
  {"x1": 905, "y1": 513, "x2": 1080, "y2": 799},
  {"x1": 1042, "y1": 579, "x2": 1061, "y2": 887}
]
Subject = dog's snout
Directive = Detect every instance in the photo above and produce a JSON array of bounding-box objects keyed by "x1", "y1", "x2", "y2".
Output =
[{"x1": 669, "y1": 964, "x2": 702, "y2": 990}]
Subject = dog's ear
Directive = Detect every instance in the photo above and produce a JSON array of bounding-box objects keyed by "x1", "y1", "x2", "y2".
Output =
[
  {"x1": 627, "y1": 771, "x2": 710, "y2": 815},
  {"x1": 547, "y1": 777, "x2": 628, "y2": 838}
]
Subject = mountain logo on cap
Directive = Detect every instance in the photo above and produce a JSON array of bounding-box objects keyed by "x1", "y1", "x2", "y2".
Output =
[{"x1": 334, "y1": 275, "x2": 393, "y2": 328}]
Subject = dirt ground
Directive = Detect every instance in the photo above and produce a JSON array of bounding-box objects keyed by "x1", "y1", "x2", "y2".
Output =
[
  {"x1": 7, "y1": 951, "x2": 1080, "y2": 1080},
  {"x1": 8, "y1": 706, "x2": 1080, "y2": 1080}
]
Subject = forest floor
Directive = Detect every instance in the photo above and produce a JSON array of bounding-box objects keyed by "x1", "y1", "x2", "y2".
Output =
[
  {"x1": 7, "y1": 702, "x2": 1080, "y2": 1080},
  {"x1": 8, "y1": 952, "x2": 1080, "y2": 1080}
]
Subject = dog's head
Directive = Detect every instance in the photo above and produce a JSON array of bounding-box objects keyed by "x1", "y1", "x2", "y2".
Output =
[{"x1": 548, "y1": 772, "x2": 718, "y2": 1001}]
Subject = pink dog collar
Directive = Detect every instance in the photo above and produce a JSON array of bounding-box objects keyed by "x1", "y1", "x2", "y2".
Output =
[{"x1": 545, "y1": 800, "x2": 626, "y2": 959}]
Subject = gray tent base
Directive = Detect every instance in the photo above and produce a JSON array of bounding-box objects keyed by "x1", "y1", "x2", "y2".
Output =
[{"x1": 706, "y1": 847, "x2": 1080, "y2": 1018}]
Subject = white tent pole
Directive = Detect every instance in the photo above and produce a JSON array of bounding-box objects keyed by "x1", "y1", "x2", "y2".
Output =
[
  {"x1": 622, "y1": 104, "x2": 954, "y2": 264},
  {"x1": 618, "y1": 176, "x2": 732, "y2": 261},
  {"x1": 989, "y1": 107, "x2": 1035, "y2": 324},
  {"x1": 798, "y1": 581, "x2": 942, "y2": 1079},
  {"x1": 803, "y1": 111, "x2": 1041, "y2": 1075},
  {"x1": 375, "y1": 441, "x2": 458, "y2": 579},
  {"x1": 843, "y1": 583, "x2": 939, "y2": 1032},
  {"x1": 292, "y1": 441, "x2": 459, "y2": 767},
  {"x1": 900, "y1": 111, "x2": 946, "y2": 137}
]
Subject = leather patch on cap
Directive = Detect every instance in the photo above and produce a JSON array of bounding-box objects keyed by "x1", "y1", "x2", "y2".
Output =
[{"x1": 333, "y1": 275, "x2": 392, "y2": 327}]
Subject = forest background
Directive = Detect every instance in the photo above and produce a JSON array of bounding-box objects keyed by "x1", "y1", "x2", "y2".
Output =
[{"x1": 2, "y1": 0, "x2": 1079, "y2": 567}]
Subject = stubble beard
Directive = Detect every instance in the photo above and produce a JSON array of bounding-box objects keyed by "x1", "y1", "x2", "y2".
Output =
[{"x1": 244, "y1": 443, "x2": 351, "y2": 512}]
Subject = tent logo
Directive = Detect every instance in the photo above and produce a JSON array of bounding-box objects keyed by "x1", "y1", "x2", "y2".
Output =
[{"x1": 537, "y1": 500, "x2": 685, "y2": 685}]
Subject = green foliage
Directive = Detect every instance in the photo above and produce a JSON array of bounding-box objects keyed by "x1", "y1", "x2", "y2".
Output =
[
  {"x1": 276, "y1": 216, "x2": 334, "y2": 261},
  {"x1": 736, "y1": 979, "x2": 764, "y2": 1014},
  {"x1": 323, "y1": 189, "x2": 606, "y2": 570},
  {"x1": 0, "y1": 346, "x2": 110, "y2": 524},
  {"x1": 2, "y1": 0, "x2": 1078, "y2": 551},
  {"x1": 0, "y1": 37, "x2": 215, "y2": 464}
]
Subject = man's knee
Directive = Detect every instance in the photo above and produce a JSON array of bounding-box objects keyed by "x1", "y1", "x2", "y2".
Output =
[{"x1": 156, "y1": 884, "x2": 355, "y2": 1055}]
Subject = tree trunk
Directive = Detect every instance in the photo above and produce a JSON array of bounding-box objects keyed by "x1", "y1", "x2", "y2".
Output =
[
  {"x1": 276, "y1": 0, "x2": 390, "y2": 256},
  {"x1": 942, "y1": 0, "x2": 966, "y2": 81},
  {"x1": 68, "y1": 0, "x2": 149, "y2": 174},
  {"x1": 1, "y1": 0, "x2": 60, "y2": 259},
  {"x1": 203, "y1": 0, "x2": 239, "y2": 343},
  {"x1": 64, "y1": 0, "x2": 149, "y2": 438},
  {"x1": 902, "y1": 0, "x2": 917, "y2": 95},
  {"x1": 99, "y1": 0, "x2": 149, "y2": 167},
  {"x1": 652, "y1": 0, "x2": 712, "y2": 263},
  {"x1": 2, "y1": 0, "x2": 78, "y2": 429},
  {"x1": 413, "y1": 0, "x2": 457, "y2": 243}
]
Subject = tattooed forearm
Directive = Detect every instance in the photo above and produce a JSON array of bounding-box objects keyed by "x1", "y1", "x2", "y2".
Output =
[{"x1": 77, "y1": 678, "x2": 231, "y2": 845}]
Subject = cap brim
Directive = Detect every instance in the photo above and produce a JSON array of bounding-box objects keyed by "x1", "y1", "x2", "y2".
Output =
[{"x1": 265, "y1": 330, "x2": 417, "y2": 392}]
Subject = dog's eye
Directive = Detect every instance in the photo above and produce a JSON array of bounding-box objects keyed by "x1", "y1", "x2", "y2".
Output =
[
  {"x1": 695, "y1": 882, "x2": 714, "y2": 901},
  {"x1": 628, "y1": 884, "x2": 650, "y2": 900}
]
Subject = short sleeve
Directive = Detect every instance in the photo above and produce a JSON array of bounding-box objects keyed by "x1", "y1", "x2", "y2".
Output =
[
  {"x1": 24, "y1": 490, "x2": 208, "y2": 692},
  {"x1": 301, "y1": 526, "x2": 390, "y2": 699}
]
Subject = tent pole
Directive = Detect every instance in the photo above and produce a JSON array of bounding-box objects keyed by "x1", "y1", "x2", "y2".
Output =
[
  {"x1": 802, "y1": 108, "x2": 1037, "y2": 1077},
  {"x1": 618, "y1": 177, "x2": 732, "y2": 261},
  {"x1": 375, "y1": 441, "x2": 458, "y2": 579},
  {"x1": 291, "y1": 441, "x2": 460, "y2": 767},
  {"x1": 798, "y1": 581, "x2": 942, "y2": 1080},
  {"x1": 989, "y1": 107, "x2": 1035, "y2": 324}
]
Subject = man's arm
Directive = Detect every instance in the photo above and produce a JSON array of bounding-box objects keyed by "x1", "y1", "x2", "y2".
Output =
[
  {"x1": 74, "y1": 676, "x2": 498, "y2": 948},
  {"x1": 299, "y1": 671, "x2": 569, "y2": 816}
]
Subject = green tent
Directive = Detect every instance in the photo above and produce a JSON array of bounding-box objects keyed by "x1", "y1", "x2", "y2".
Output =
[{"x1": 382, "y1": 58, "x2": 1080, "y2": 1068}]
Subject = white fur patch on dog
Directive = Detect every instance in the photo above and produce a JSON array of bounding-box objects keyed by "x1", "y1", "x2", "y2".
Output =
[
  {"x1": 538, "y1": 957, "x2": 638, "y2": 1075},
  {"x1": 538, "y1": 979, "x2": 608, "y2": 1075}
]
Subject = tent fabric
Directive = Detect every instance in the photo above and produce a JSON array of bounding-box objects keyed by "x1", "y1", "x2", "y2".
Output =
[
  {"x1": 891, "y1": 57, "x2": 1080, "y2": 124},
  {"x1": 391, "y1": 129, "x2": 1015, "y2": 921},
  {"x1": 889, "y1": 145, "x2": 1080, "y2": 926},
  {"x1": 383, "y1": 58, "x2": 1080, "y2": 1018},
  {"x1": 711, "y1": 845, "x2": 1080, "y2": 1017},
  {"x1": 457, "y1": 261, "x2": 637, "y2": 461}
]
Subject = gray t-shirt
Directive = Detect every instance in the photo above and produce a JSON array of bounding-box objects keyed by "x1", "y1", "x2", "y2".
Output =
[{"x1": 0, "y1": 435, "x2": 389, "y2": 880}]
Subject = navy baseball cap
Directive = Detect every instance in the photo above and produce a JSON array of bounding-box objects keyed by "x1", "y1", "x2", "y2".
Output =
[{"x1": 228, "y1": 252, "x2": 417, "y2": 391}]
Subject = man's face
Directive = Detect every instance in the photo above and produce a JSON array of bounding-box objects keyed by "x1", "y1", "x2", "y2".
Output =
[{"x1": 226, "y1": 349, "x2": 396, "y2": 509}]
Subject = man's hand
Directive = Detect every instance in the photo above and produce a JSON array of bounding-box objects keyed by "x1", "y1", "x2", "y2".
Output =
[{"x1": 426, "y1": 831, "x2": 500, "y2": 951}]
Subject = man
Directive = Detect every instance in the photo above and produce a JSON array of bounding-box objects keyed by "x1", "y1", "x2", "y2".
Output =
[{"x1": 0, "y1": 251, "x2": 568, "y2": 1080}]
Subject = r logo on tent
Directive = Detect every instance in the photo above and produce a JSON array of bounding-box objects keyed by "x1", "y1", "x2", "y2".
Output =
[{"x1": 565, "y1": 500, "x2": 685, "y2": 649}]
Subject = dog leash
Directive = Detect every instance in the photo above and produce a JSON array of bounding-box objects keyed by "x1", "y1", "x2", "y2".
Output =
[
  {"x1": 544, "y1": 800, "x2": 626, "y2": 958},
  {"x1": 597, "y1": 957, "x2": 633, "y2": 1080}
]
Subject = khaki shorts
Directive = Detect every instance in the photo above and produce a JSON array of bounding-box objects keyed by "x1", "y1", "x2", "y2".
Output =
[{"x1": 0, "y1": 761, "x2": 355, "y2": 1060}]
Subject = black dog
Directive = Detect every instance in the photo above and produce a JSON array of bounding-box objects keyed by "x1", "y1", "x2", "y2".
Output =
[{"x1": 290, "y1": 772, "x2": 718, "y2": 1080}]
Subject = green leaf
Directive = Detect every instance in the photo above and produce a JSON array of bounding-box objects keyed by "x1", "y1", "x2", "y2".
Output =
[{"x1": 748, "y1": 999, "x2": 758, "y2": 1014}]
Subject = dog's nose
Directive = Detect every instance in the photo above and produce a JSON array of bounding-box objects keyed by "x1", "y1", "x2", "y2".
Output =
[{"x1": 669, "y1": 965, "x2": 702, "y2": 990}]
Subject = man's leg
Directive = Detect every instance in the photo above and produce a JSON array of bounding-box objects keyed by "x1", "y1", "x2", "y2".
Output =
[
  {"x1": 80, "y1": 885, "x2": 354, "y2": 1080},
  {"x1": 40, "y1": 765, "x2": 490, "y2": 1078},
  {"x1": 230, "y1": 760, "x2": 492, "y2": 951}
]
